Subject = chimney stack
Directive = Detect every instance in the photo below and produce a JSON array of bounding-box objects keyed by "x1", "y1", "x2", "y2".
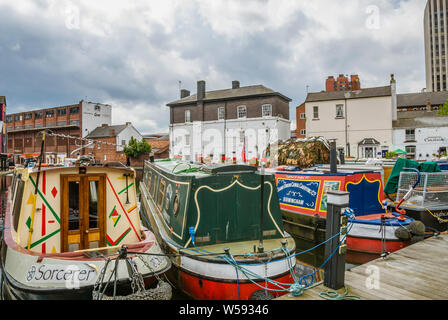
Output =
[
  {"x1": 197, "y1": 80, "x2": 206, "y2": 101},
  {"x1": 180, "y1": 89, "x2": 190, "y2": 99},
  {"x1": 102, "y1": 124, "x2": 108, "y2": 128},
  {"x1": 390, "y1": 73, "x2": 397, "y2": 121},
  {"x1": 232, "y1": 81, "x2": 240, "y2": 89}
]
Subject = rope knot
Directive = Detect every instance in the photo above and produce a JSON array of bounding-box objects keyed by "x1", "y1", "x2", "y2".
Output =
[{"x1": 289, "y1": 283, "x2": 304, "y2": 297}]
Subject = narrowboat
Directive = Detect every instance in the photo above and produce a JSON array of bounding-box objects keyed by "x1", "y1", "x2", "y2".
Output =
[
  {"x1": 0, "y1": 161, "x2": 171, "y2": 300},
  {"x1": 139, "y1": 160, "x2": 297, "y2": 300},
  {"x1": 272, "y1": 166, "x2": 421, "y2": 265}
]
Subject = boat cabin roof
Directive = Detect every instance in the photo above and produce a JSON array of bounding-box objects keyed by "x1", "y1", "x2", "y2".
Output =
[{"x1": 149, "y1": 159, "x2": 259, "y2": 177}]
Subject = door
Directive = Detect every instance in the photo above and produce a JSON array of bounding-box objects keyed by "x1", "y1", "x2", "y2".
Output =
[{"x1": 61, "y1": 174, "x2": 106, "y2": 252}]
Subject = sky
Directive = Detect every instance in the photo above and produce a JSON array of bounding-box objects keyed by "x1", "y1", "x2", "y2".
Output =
[{"x1": 0, "y1": 0, "x2": 427, "y2": 133}]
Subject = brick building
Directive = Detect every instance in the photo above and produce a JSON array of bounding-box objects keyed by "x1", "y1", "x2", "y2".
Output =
[
  {"x1": 0, "y1": 96, "x2": 7, "y2": 154},
  {"x1": 167, "y1": 80, "x2": 291, "y2": 163},
  {"x1": 86, "y1": 123, "x2": 145, "y2": 166},
  {"x1": 326, "y1": 74, "x2": 361, "y2": 92},
  {"x1": 295, "y1": 103, "x2": 306, "y2": 138},
  {"x1": 5, "y1": 101, "x2": 111, "y2": 164},
  {"x1": 144, "y1": 133, "x2": 170, "y2": 159}
]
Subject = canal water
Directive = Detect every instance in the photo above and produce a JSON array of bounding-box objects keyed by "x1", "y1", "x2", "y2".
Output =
[{"x1": 0, "y1": 173, "x2": 353, "y2": 300}]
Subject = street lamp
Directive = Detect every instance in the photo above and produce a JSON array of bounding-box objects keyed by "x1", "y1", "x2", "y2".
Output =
[{"x1": 344, "y1": 92, "x2": 351, "y2": 157}]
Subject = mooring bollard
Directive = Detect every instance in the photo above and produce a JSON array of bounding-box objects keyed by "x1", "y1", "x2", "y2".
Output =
[{"x1": 324, "y1": 190, "x2": 349, "y2": 290}]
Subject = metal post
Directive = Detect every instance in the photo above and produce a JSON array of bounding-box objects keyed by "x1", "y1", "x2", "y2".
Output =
[
  {"x1": 258, "y1": 164, "x2": 265, "y2": 253},
  {"x1": 330, "y1": 140, "x2": 337, "y2": 174},
  {"x1": 324, "y1": 190, "x2": 349, "y2": 290}
]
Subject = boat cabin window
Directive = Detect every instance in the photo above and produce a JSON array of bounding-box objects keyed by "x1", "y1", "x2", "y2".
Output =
[
  {"x1": 151, "y1": 174, "x2": 157, "y2": 198},
  {"x1": 173, "y1": 195, "x2": 180, "y2": 217},
  {"x1": 68, "y1": 181, "x2": 80, "y2": 232},
  {"x1": 89, "y1": 180, "x2": 99, "y2": 229},
  {"x1": 146, "y1": 170, "x2": 152, "y2": 191},
  {"x1": 157, "y1": 180, "x2": 166, "y2": 210},
  {"x1": 12, "y1": 175, "x2": 24, "y2": 232}
]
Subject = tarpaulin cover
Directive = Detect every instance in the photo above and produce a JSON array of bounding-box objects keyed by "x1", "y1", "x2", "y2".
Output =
[{"x1": 384, "y1": 158, "x2": 441, "y2": 195}]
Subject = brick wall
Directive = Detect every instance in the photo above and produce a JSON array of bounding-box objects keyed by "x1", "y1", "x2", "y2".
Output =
[
  {"x1": 296, "y1": 103, "x2": 306, "y2": 138},
  {"x1": 170, "y1": 95, "x2": 290, "y2": 124}
]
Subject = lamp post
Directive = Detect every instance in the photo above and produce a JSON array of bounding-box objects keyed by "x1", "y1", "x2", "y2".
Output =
[{"x1": 344, "y1": 92, "x2": 351, "y2": 157}]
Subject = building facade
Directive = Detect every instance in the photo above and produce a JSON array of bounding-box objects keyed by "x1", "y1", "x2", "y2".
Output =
[
  {"x1": 0, "y1": 96, "x2": 7, "y2": 154},
  {"x1": 424, "y1": 0, "x2": 448, "y2": 92},
  {"x1": 86, "y1": 123, "x2": 144, "y2": 165},
  {"x1": 5, "y1": 101, "x2": 112, "y2": 164},
  {"x1": 295, "y1": 103, "x2": 306, "y2": 139},
  {"x1": 167, "y1": 80, "x2": 291, "y2": 163},
  {"x1": 325, "y1": 74, "x2": 361, "y2": 92},
  {"x1": 393, "y1": 91, "x2": 448, "y2": 160},
  {"x1": 305, "y1": 75, "x2": 397, "y2": 159},
  {"x1": 144, "y1": 133, "x2": 170, "y2": 159}
]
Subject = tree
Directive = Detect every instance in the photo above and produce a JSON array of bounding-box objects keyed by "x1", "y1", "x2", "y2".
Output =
[
  {"x1": 438, "y1": 100, "x2": 448, "y2": 116},
  {"x1": 123, "y1": 137, "x2": 152, "y2": 160}
]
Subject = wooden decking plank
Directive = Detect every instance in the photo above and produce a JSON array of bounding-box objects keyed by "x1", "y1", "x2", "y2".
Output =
[
  {"x1": 345, "y1": 271, "x2": 431, "y2": 300},
  {"x1": 351, "y1": 262, "x2": 448, "y2": 296},
  {"x1": 348, "y1": 265, "x2": 447, "y2": 299},
  {"x1": 389, "y1": 253, "x2": 448, "y2": 275},
  {"x1": 393, "y1": 251, "x2": 448, "y2": 271}
]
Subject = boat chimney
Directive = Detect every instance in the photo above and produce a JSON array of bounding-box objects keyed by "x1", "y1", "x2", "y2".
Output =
[{"x1": 330, "y1": 140, "x2": 337, "y2": 174}]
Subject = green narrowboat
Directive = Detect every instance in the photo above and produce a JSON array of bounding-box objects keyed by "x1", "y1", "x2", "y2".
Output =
[{"x1": 139, "y1": 159, "x2": 297, "y2": 300}]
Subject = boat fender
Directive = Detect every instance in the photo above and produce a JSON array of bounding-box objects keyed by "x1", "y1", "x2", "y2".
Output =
[
  {"x1": 249, "y1": 290, "x2": 274, "y2": 300},
  {"x1": 394, "y1": 227, "x2": 411, "y2": 241},
  {"x1": 189, "y1": 227, "x2": 195, "y2": 245},
  {"x1": 409, "y1": 221, "x2": 426, "y2": 236}
]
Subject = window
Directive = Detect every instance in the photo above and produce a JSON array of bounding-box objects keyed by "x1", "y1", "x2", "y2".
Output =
[
  {"x1": 218, "y1": 107, "x2": 225, "y2": 120},
  {"x1": 70, "y1": 120, "x2": 80, "y2": 126},
  {"x1": 46, "y1": 110, "x2": 54, "y2": 118},
  {"x1": 24, "y1": 113, "x2": 33, "y2": 120},
  {"x1": 237, "y1": 105, "x2": 247, "y2": 119},
  {"x1": 35, "y1": 112, "x2": 43, "y2": 119},
  {"x1": 12, "y1": 175, "x2": 25, "y2": 232},
  {"x1": 157, "y1": 180, "x2": 166, "y2": 210},
  {"x1": 185, "y1": 110, "x2": 191, "y2": 123},
  {"x1": 313, "y1": 106, "x2": 319, "y2": 119},
  {"x1": 146, "y1": 170, "x2": 153, "y2": 192},
  {"x1": 57, "y1": 109, "x2": 67, "y2": 116},
  {"x1": 14, "y1": 115, "x2": 21, "y2": 122},
  {"x1": 406, "y1": 145, "x2": 416, "y2": 155},
  {"x1": 300, "y1": 113, "x2": 306, "y2": 119},
  {"x1": 6, "y1": 116, "x2": 12, "y2": 123},
  {"x1": 405, "y1": 129, "x2": 416, "y2": 141},
  {"x1": 300, "y1": 129, "x2": 306, "y2": 135},
  {"x1": 70, "y1": 107, "x2": 80, "y2": 114},
  {"x1": 336, "y1": 104, "x2": 344, "y2": 118},
  {"x1": 262, "y1": 104, "x2": 272, "y2": 117},
  {"x1": 185, "y1": 134, "x2": 190, "y2": 146}
]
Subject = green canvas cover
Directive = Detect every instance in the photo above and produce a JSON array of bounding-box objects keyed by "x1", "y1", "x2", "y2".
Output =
[{"x1": 384, "y1": 158, "x2": 441, "y2": 195}]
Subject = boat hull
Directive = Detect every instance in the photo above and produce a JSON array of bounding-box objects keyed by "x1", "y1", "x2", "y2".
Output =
[
  {"x1": 174, "y1": 267, "x2": 293, "y2": 300},
  {"x1": 281, "y1": 209, "x2": 411, "y2": 265}
]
